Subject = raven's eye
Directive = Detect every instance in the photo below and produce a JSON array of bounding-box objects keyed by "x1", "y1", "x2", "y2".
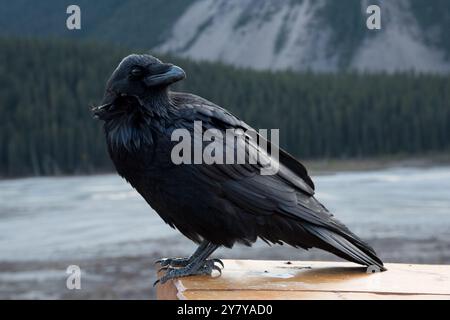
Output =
[{"x1": 130, "y1": 67, "x2": 144, "y2": 78}]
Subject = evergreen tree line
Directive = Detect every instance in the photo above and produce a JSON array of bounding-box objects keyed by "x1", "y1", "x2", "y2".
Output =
[{"x1": 0, "y1": 37, "x2": 449, "y2": 177}]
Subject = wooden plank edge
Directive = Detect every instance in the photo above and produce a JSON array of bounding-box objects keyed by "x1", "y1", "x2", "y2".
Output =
[{"x1": 179, "y1": 289, "x2": 450, "y2": 300}]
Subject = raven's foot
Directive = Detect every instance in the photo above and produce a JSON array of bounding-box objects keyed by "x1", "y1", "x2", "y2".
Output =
[
  {"x1": 155, "y1": 257, "x2": 190, "y2": 268},
  {"x1": 156, "y1": 256, "x2": 224, "y2": 269},
  {"x1": 154, "y1": 259, "x2": 224, "y2": 286}
]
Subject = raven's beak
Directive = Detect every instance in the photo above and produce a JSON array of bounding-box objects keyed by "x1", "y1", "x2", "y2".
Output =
[
  {"x1": 92, "y1": 91, "x2": 116, "y2": 119},
  {"x1": 144, "y1": 64, "x2": 186, "y2": 87}
]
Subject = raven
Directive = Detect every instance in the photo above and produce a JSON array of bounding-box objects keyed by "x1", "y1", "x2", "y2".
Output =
[{"x1": 93, "y1": 54, "x2": 385, "y2": 285}]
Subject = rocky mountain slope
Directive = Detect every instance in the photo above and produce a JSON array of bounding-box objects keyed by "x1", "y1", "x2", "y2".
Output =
[
  {"x1": 1, "y1": 0, "x2": 449, "y2": 73},
  {"x1": 157, "y1": 0, "x2": 450, "y2": 73}
]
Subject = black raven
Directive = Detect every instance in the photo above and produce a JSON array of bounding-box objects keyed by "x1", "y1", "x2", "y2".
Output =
[{"x1": 93, "y1": 54, "x2": 385, "y2": 285}]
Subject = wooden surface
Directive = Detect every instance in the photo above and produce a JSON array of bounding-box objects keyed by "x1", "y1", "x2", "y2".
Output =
[{"x1": 156, "y1": 260, "x2": 450, "y2": 300}]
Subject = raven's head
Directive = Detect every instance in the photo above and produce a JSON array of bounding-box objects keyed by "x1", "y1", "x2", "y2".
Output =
[{"x1": 92, "y1": 54, "x2": 186, "y2": 121}]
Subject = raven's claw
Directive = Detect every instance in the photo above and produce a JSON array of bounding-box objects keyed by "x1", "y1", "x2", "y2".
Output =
[
  {"x1": 154, "y1": 259, "x2": 224, "y2": 286},
  {"x1": 211, "y1": 258, "x2": 224, "y2": 268}
]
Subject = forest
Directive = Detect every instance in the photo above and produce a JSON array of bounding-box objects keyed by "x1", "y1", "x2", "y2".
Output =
[{"x1": 1, "y1": 37, "x2": 449, "y2": 177}]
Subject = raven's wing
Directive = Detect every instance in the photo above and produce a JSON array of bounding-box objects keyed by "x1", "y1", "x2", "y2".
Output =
[
  {"x1": 170, "y1": 93, "x2": 384, "y2": 270},
  {"x1": 171, "y1": 93, "x2": 315, "y2": 194}
]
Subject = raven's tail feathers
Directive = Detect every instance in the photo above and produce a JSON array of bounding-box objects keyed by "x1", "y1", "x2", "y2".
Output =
[{"x1": 304, "y1": 225, "x2": 386, "y2": 271}]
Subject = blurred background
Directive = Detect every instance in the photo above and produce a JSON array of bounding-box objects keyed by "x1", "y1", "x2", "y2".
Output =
[{"x1": 0, "y1": 0, "x2": 449, "y2": 299}]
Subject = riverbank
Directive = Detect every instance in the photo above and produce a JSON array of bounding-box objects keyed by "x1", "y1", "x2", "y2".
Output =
[
  {"x1": 2, "y1": 154, "x2": 450, "y2": 181},
  {"x1": 304, "y1": 154, "x2": 450, "y2": 175}
]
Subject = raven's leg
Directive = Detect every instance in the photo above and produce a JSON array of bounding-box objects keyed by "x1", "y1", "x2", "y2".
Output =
[
  {"x1": 155, "y1": 241, "x2": 210, "y2": 268},
  {"x1": 154, "y1": 242, "x2": 223, "y2": 285}
]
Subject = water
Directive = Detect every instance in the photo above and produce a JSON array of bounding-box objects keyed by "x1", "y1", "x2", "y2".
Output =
[
  {"x1": 1, "y1": 166, "x2": 449, "y2": 262},
  {"x1": 0, "y1": 175, "x2": 177, "y2": 261}
]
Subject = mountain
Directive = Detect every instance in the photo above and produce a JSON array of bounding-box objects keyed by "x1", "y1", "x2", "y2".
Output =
[{"x1": 0, "y1": 0, "x2": 449, "y2": 73}]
